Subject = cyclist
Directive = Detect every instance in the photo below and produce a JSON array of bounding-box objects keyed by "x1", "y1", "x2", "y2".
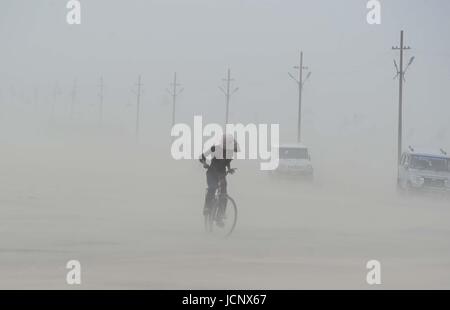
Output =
[{"x1": 199, "y1": 134, "x2": 239, "y2": 227}]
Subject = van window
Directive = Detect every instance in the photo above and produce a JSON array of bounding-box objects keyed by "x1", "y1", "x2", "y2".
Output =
[
  {"x1": 279, "y1": 148, "x2": 309, "y2": 159},
  {"x1": 410, "y1": 155, "x2": 448, "y2": 172}
]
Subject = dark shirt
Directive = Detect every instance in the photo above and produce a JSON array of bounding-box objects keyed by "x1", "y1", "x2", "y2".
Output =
[{"x1": 200, "y1": 145, "x2": 232, "y2": 174}]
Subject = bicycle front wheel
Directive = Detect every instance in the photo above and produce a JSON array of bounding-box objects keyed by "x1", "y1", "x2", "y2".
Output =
[{"x1": 223, "y1": 195, "x2": 238, "y2": 237}]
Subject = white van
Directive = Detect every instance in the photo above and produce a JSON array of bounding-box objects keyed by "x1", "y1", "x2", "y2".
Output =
[
  {"x1": 271, "y1": 143, "x2": 314, "y2": 180},
  {"x1": 398, "y1": 146, "x2": 450, "y2": 193}
]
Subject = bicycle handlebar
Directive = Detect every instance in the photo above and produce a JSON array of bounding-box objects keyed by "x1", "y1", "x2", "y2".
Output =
[
  {"x1": 226, "y1": 168, "x2": 237, "y2": 175},
  {"x1": 201, "y1": 163, "x2": 237, "y2": 175}
]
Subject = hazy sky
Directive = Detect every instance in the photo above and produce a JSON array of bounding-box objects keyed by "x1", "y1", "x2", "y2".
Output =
[{"x1": 0, "y1": 0, "x2": 449, "y2": 148}]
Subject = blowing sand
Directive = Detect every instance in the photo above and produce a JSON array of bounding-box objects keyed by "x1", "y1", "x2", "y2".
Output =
[{"x1": 1, "y1": 131, "x2": 449, "y2": 289}]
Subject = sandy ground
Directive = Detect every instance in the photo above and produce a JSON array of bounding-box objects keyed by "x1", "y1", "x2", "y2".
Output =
[{"x1": 1, "y1": 137, "x2": 450, "y2": 289}]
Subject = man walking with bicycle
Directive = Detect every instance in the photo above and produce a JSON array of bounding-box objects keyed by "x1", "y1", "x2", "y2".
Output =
[{"x1": 199, "y1": 134, "x2": 239, "y2": 227}]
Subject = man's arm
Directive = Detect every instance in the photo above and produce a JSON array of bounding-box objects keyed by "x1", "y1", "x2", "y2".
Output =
[{"x1": 226, "y1": 161, "x2": 236, "y2": 174}]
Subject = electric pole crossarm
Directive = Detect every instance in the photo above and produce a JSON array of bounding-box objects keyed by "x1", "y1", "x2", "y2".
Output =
[
  {"x1": 288, "y1": 72, "x2": 299, "y2": 84},
  {"x1": 302, "y1": 72, "x2": 312, "y2": 87},
  {"x1": 218, "y1": 86, "x2": 227, "y2": 95}
]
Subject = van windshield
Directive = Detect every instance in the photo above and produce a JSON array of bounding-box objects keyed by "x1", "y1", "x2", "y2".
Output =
[
  {"x1": 410, "y1": 155, "x2": 449, "y2": 172},
  {"x1": 279, "y1": 148, "x2": 309, "y2": 159}
]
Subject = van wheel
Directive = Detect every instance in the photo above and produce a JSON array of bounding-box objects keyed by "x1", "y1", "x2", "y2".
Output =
[
  {"x1": 396, "y1": 179, "x2": 403, "y2": 192},
  {"x1": 404, "y1": 182, "x2": 415, "y2": 196}
]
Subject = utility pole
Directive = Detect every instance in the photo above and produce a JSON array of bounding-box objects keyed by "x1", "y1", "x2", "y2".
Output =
[
  {"x1": 392, "y1": 30, "x2": 414, "y2": 166},
  {"x1": 98, "y1": 76, "x2": 104, "y2": 124},
  {"x1": 134, "y1": 75, "x2": 143, "y2": 140},
  {"x1": 33, "y1": 87, "x2": 39, "y2": 112},
  {"x1": 219, "y1": 68, "x2": 239, "y2": 125},
  {"x1": 52, "y1": 82, "x2": 60, "y2": 119},
  {"x1": 166, "y1": 72, "x2": 184, "y2": 127},
  {"x1": 70, "y1": 79, "x2": 77, "y2": 120},
  {"x1": 289, "y1": 51, "x2": 311, "y2": 143}
]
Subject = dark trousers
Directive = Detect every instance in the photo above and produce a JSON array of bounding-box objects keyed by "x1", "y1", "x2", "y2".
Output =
[{"x1": 204, "y1": 170, "x2": 227, "y2": 212}]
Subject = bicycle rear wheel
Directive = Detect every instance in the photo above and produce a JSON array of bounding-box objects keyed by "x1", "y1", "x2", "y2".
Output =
[{"x1": 204, "y1": 196, "x2": 237, "y2": 237}]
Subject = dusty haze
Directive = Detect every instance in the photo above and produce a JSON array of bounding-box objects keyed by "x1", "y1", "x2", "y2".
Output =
[{"x1": 1, "y1": 0, "x2": 450, "y2": 289}]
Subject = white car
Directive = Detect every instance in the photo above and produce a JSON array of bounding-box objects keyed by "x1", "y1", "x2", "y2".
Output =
[
  {"x1": 398, "y1": 146, "x2": 450, "y2": 193},
  {"x1": 270, "y1": 143, "x2": 314, "y2": 180}
]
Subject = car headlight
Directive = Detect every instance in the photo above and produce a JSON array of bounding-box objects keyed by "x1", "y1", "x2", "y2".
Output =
[{"x1": 411, "y1": 176, "x2": 424, "y2": 185}]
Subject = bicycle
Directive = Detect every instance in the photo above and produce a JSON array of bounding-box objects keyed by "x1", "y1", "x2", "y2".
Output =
[{"x1": 203, "y1": 168, "x2": 238, "y2": 237}]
